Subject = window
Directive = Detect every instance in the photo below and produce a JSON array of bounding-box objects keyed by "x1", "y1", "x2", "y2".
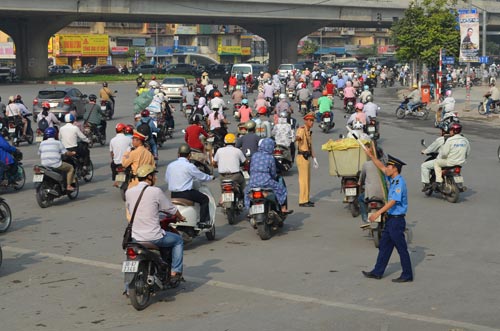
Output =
[
  {"x1": 198, "y1": 37, "x2": 209, "y2": 47},
  {"x1": 223, "y1": 38, "x2": 232, "y2": 46}
]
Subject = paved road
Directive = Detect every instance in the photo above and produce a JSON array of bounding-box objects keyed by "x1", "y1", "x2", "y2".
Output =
[{"x1": 0, "y1": 82, "x2": 499, "y2": 331}]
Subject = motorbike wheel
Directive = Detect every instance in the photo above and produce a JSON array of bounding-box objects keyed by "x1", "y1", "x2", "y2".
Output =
[
  {"x1": 478, "y1": 103, "x2": 487, "y2": 115},
  {"x1": 99, "y1": 135, "x2": 105, "y2": 146},
  {"x1": 350, "y1": 200, "x2": 360, "y2": 218},
  {"x1": 12, "y1": 166, "x2": 26, "y2": 191},
  {"x1": 120, "y1": 182, "x2": 129, "y2": 201},
  {"x1": 445, "y1": 180, "x2": 460, "y2": 203},
  {"x1": 128, "y1": 262, "x2": 152, "y2": 311},
  {"x1": 27, "y1": 128, "x2": 34, "y2": 144},
  {"x1": 0, "y1": 200, "x2": 12, "y2": 233},
  {"x1": 83, "y1": 160, "x2": 94, "y2": 182},
  {"x1": 420, "y1": 109, "x2": 430, "y2": 120},
  {"x1": 257, "y1": 222, "x2": 272, "y2": 240},
  {"x1": 497, "y1": 145, "x2": 500, "y2": 161},
  {"x1": 205, "y1": 224, "x2": 216, "y2": 241},
  {"x1": 67, "y1": 180, "x2": 79, "y2": 200},
  {"x1": 36, "y1": 183, "x2": 53, "y2": 208},
  {"x1": 373, "y1": 226, "x2": 382, "y2": 248},
  {"x1": 396, "y1": 107, "x2": 406, "y2": 119},
  {"x1": 226, "y1": 207, "x2": 236, "y2": 225},
  {"x1": 87, "y1": 137, "x2": 94, "y2": 148}
]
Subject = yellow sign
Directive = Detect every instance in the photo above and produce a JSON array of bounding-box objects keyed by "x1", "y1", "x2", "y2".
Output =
[
  {"x1": 82, "y1": 35, "x2": 108, "y2": 57},
  {"x1": 52, "y1": 34, "x2": 108, "y2": 57},
  {"x1": 241, "y1": 47, "x2": 251, "y2": 56},
  {"x1": 219, "y1": 46, "x2": 241, "y2": 55},
  {"x1": 59, "y1": 35, "x2": 82, "y2": 56}
]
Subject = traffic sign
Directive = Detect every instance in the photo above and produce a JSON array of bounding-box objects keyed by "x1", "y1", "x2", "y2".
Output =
[
  {"x1": 458, "y1": 8, "x2": 477, "y2": 14},
  {"x1": 442, "y1": 56, "x2": 455, "y2": 65}
]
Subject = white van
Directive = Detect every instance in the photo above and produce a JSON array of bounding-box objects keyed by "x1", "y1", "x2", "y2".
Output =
[{"x1": 231, "y1": 63, "x2": 267, "y2": 78}]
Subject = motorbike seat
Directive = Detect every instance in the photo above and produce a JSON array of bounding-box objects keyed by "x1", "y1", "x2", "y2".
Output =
[
  {"x1": 136, "y1": 241, "x2": 160, "y2": 250},
  {"x1": 171, "y1": 198, "x2": 195, "y2": 206},
  {"x1": 442, "y1": 165, "x2": 461, "y2": 170},
  {"x1": 367, "y1": 197, "x2": 385, "y2": 204}
]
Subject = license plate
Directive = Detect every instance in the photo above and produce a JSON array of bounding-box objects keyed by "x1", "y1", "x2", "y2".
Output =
[
  {"x1": 101, "y1": 106, "x2": 107, "y2": 111},
  {"x1": 122, "y1": 260, "x2": 139, "y2": 273},
  {"x1": 8, "y1": 127, "x2": 15, "y2": 133},
  {"x1": 35, "y1": 136, "x2": 43, "y2": 142},
  {"x1": 250, "y1": 204, "x2": 265, "y2": 215},
  {"x1": 116, "y1": 174, "x2": 126, "y2": 182},
  {"x1": 368, "y1": 126, "x2": 376, "y2": 132},
  {"x1": 345, "y1": 187, "x2": 357, "y2": 196},
  {"x1": 454, "y1": 176, "x2": 464, "y2": 183},
  {"x1": 33, "y1": 174, "x2": 44, "y2": 182},
  {"x1": 185, "y1": 109, "x2": 192, "y2": 115},
  {"x1": 242, "y1": 171, "x2": 250, "y2": 179},
  {"x1": 323, "y1": 117, "x2": 331, "y2": 122},
  {"x1": 222, "y1": 192, "x2": 234, "y2": 202},
  {"x1": 49, "y1": 102, "x2": 58, "y2": 108}
]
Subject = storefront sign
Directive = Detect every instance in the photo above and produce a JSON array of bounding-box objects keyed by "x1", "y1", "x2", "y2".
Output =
[
  {"x1": 0, "y1": 42, "x2": 15, "y2": 59},
  {"x1": 111, "y1": 46, "x2": 130, "y2": 55},
  {"x1": 53, "y1": 34, "x2": 109, "y2": 57}
]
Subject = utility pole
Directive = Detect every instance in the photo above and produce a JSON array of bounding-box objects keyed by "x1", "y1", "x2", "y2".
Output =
[{"x1": 464, "y1": 0, "x2": 472, "y2": 112}]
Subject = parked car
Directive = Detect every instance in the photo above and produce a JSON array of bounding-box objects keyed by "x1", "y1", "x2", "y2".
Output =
[
  {"x1": 33, "y1": 87, "x2": 88, "y2": 121},
  {"x1": 207, "y1": 64, "x2": 232, "y2": 78},
  {"x1": 133, "y1": 64, "x2": 160, "y2": 74},
  {"x1": 86, "y1": 65, "x2": 119, "y2": 74},
  {"x1": 49, "y1": 65, "x2": 73, "y2": 75},
  {"x1": 0, "y1": 66, "x2": 11, "y2": 81},
  {"x1": 160, "y1": 77, "x2": 188, "y2": 102},
  {"x1": 164, "y1": 63, "x2": 196, "y2": 75}
]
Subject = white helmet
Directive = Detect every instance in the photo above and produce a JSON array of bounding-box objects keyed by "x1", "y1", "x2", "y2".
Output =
[
  {"x1": 279, "y1": 111, "x2": 288, "y2": 118},
  {"x1": 279, "y1": 93, "x2": 286, "y2": 100},
  {"x1": 353, "y1": 121, "x2": 364, "y2": 130}
]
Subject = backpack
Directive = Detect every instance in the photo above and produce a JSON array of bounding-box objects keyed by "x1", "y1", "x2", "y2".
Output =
[
  {"x1": 38, "y1": 116, "x2": 49, "y2": 131},
  {"x1": 137, "y1": 119, "x2": 152, "y2": 138}
]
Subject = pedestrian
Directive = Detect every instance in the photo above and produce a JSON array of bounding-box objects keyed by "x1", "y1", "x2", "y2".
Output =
[
  {"x1": 295, "y1": 112, "x2": 318, "y2": 207},
  {"x1": 361, "y1": 152, "x2": 413, "y2": 283}
]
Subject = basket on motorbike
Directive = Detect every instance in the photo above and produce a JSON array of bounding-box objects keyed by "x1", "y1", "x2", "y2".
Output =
[{"x1": 322, "y1": 138, "x2": 370, "y2": 177}]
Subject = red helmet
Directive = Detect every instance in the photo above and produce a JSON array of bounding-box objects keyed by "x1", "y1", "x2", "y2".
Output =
[
  {"x1": 322, "y1": 90, "x2": 328, "y2": 96},
  {"x1": 115, "y1": 123, "x2": 126, "y2": 133},
  {"x1": 141, "y1": 109, "x2": 150, "y2": 117},
  {"x1": 41, "y1": 101, "x2": 50, "y2": 109},
  {"x1": 258, "y1": 106, "x2": 267, "y2": 115},
  {"x1": 450, "y1": 123, "x2": 462, "y2": 134},
  {"x1": 151, "y1": 75, "x2": 156, "y2": 80},
  {"x1": 214, "y1": 90, "x2": 221, "y2": 97},
  {"x1": 124, "y1": 124, "x2": 134, "y2": 135}
]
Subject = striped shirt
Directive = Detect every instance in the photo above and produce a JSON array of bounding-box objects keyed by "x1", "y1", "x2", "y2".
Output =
[{"x1": 38, "y1": 138, "x2": 66, "y2": 168}]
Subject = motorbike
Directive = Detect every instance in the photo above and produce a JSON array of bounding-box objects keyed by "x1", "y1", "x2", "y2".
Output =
[
  {"x1": 341, "y1": 176, "x2": 360, "y2": 217},
  {"x1": 344, "y1": 98, "x2": 355, "y2": 114},
  {"x1": 287, "y1": 88, "x2": 296, "y2": 100},
  {"x1": 366, "y1": 118, "x2": 379, "y2": 140},
  {"x1": 223, "y1": 82, "x2": 229, "y2": 95},
  {"x1": 83, "y1": 122, "x2": 105, "y2": 148},
  {"x1": 434, "y1": 111, "x2": 459, "y2": 130},
  {"x1": 421, "y1": 139, "x2": 466, "y2": 203},
  {"x1": 0, "y1": 197, "x2": 12, "y2": 233},
  {"x1": 63, "y1": 147, "x2": 94, "y2": 183},
  {"x1": 0, "y1": 150, "x2": 25, "y2": 191},
  {"x1": 319, "y1": 111, "x2": 335, "y2": 133},
  {"x1": 116, "y1": 165, "x2": 132, "y2": 201},
  {"x1": 248, "y1": 187, "x2": 288, "y2": 240},
  {"x1": 273, "y1": 144, "x2": 293, "y2": 172},
  {"x1": 477, "y1": 96, "x2": 500, "y2": 115},
  {"x1": 7, "y1": 115, "x2": 33, "y2": 146},
  {"x1": 100, "y1": 99, "x2": 114, "y2": 120},
  {"x1": 183, "y1": 104, "x2": 194, "y2": 119},
  {"x1": 363, "y1": 197, "x2": 386, "y2": 248},
  {"x1": 33, "y1": 164, "x2": 79, "y2": 208},
  {"x1": 233, "y1": 102, "x2": 242, "y2": 118},
  {"x1": 170, "y1": 177, "x2": 216, "y2": 244},
  {"x1": 396, "y1": 97, "x2": 429, "y2": 120},
  {"x1": 337, "y1": 88, "x2": 345, "y2": 100},
  {"x1": 220, "y1": 178, "x2": 245, "y2": 225},
  {"x1": 122, "y1": 213, "x2": 182, "y2": 311},
  {"x1": 299, "y1": 100, "x2": 308, "y2": 115}
]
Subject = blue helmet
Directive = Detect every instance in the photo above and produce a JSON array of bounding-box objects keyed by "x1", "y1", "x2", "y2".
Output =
[
  {"x1": 363, "y1": 85, "x2": 369, "y2": 91},
  {"x1": 44, "y1": 127, "x2": 56, "y2": 139},
  {"x1": 242, "y1": 99, "x2": 248, "y2": 105},
  {"x1": 65, "y1": 113, "x2": 75, "y2": 123}
]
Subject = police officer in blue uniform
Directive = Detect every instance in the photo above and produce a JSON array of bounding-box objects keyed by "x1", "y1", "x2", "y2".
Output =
[{"x1": 361, "y1": 151, "x2": 413, "y2": 283}]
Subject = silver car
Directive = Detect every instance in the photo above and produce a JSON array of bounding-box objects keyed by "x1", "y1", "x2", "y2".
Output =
[
  {"x1": 33, "y1": 87, "x2": 88, "y2": 121},
  {"x1": 160, "y1": 77, "x2": 188, "y2": 102}
]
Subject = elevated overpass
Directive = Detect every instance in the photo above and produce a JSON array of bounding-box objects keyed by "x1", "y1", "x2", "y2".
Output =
[{"x1": 0, "y1": 0, "x2": 499, "y2": 79}]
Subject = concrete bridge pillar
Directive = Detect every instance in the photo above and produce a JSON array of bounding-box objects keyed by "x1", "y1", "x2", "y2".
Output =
[
  {"x1": 242, "y1": 22, "x2": 321, "y2": 71},
  {"x1": 0, "y1": 17, "x2": 75, "y2": 80}
]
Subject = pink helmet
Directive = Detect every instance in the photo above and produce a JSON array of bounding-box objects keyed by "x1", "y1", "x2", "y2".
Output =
[
  {"x1": 445, "y1": 90, "x2": 452, "y2": 97},
  {"x1": 355, "y1": 102, "x2": 364, "y2": 110}
]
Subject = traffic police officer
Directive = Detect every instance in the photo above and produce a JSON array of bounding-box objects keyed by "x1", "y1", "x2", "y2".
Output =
[{"x1": 361, "y1": 151, "x2": 413, "y2": 283}]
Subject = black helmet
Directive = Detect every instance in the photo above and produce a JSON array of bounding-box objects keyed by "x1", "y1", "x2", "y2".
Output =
[
  {"x1": 103, "y1": 82, "x2": 108, "y2": 87},
  {"x1": 88, "y1": 94, "x2": 97, "y2": 101},
  {"x1": 178, "y1": 143, "x2": 191, "y2": 155}
]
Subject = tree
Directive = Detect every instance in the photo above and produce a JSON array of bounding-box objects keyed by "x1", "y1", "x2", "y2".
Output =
[
  {"x1": 486, "y1": 41, "x2": 500, "y2": 56},
  {"x1": 301, "y1": 40, "x2": 318, "y2": 59},
  {"x1": 391, "y1": 0, "x2": 460, "y2": 66}
]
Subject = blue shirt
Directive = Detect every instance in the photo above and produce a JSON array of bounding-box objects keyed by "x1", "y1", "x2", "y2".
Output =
[
  {"x1": 165, "y1": 157, "x2": 213, "y2": 192},
  {"x1": 0, "y1": 135, "x2": 16, "y2": 165},
  {"x1": 387, "y1": 174, "x2": 408, "y2": 215},
  {"x1": 336, "y1": 78, "x2": 346, "y2": 89}
]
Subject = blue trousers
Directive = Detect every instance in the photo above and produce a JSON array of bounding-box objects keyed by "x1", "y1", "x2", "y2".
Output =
[
  {"x1": 151, "y1": 232, "x2": 184, "y2": 273},
  {"x1": 358, "y1": 192, "x2": 367, "y2": 222},
  {"x1": 371, "y1": 216, "x2": 413, "y2": 279}
]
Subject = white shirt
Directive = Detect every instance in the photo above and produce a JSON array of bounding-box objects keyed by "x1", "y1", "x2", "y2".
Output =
[
  {"x1": 109, "y1": 133, "x2": 132, "y2": 164},
  {"x1": 165, "y1": 157, "x2": 213, "y2": 192},
  {"x1": 438, "y1": 134, "x2": 470, "y2": 165},
  {"x1": 59, "y1": 123, "x2": 89, "y2": 149},
  {"x1": 214, "y1": 145, "x2": 246, "y2": 174},
  {"x1": 439, "y1": 97, "x2": 456, "y2": 113},
  {"x1": 6, "y1": 103, "x2": 20, "y2": 117},
  {"x1": 363, "y1": 102, "x2": 378, "y2": 120},
  {"x1": 210, "y1": 97, "x2": 225, "y2": 111}
]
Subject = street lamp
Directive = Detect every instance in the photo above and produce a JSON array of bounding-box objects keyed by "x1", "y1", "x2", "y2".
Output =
[{"x1": 155, "y1": 23, "x2": 159, "y2": 66}]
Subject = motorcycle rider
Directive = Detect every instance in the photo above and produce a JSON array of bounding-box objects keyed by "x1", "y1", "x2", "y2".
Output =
[
  {"x1": 110, "y1": 123, "x2": 132, "y2": 187},
  {"x1": 121, "y1": 131, "x2": 156, "y2": 189},
  {"x1": 38, "y1": 127, "x2": 76, "y2": 191},
  {"x1": 135, "y1": 73, "x2": 145, "y2": 88},
  {"x1": 343, "y1": 81, "x2": 357, "y2": 109},
  {"x1": 213, "y1": 133, "x2": 247, "y2": 200},
  {"x1": 484, "y1": 82, "x2": 500, "y2": 116},
  {"x1": 433, "y1": 123, "x2": 470, "y2": 190},
  {"x1": 6, "y1": 96, "x2": 27, "y2": 139},
  {"x1": 406, "y1": 84, "x2": 421, "y2": 112},
  {"x1": 297, "y1": 83, "x2": 312, "y2": 111},
  {"x1": 236, "y1": 120, "x2": 260, "y2": 156},
  {"x1": 263, "y1": 79, "x2": 274, "y2": 101},
  {"x1": 272, "y1": 111, "x2": 296, "y2": 162},
  {"x1": 420, "y1": 128, "x2": 448, "y2": 192},
  {"x1": 254, "y1": 92, "x2": 270, "y2": 115},
  {"x1": 347, "y1": 103, "x2": 367, "y2": 127},
  {"x1": 238, "y1": 99, "x2": 253, "y2": 123},
  {"x1": 165, "y1": 144, "x2": 214, "y2": 227},
  {"x1": 359, "y1": 85, "x2": 372, "y2": 104},
  {"x1": 126, "y1": 164, "x2": 186, "y2": 283},
  {"x1": 83, "y1": 94, "x2": 106, "y2": 139},
  {"x1": 210, "y1": 90, "x2": 225, "y2": 113},
  {"x1": 59, "y1": 114, "x2": 90, "y2": 166},
  {"x1": 99, "y1": 82, "x2": 115, "y2": 112},
  {"x1": 183, "y1": 85, "x2": 196, "y2": 110},
  {"x1": 438, "y1": 90, "x2": 456, "y2": 121},
  {"x1": 37, "y1": 101, "x2": 60, "y2": 129},
  {"x1": 274, "y1": 94, "x2": 292, "y2": 118},
  {"x1": 231, "y1": 86, "x2": 244, "y2": 106},
  {"x1": 136, "y1": 109, "x2": 158, "y2": 159},
  {"x1": 325, "y1": 78, "x2": 335, "y2": 97},
  {"x1": 363, "y1": 95, "x2": 378, "y2": 122},
  {"x1": 0, "y1": 133, "x2": 20, "y2": 183},
  {"x1": 316, "y1": 90, "x2": 334, "y2": 123}
]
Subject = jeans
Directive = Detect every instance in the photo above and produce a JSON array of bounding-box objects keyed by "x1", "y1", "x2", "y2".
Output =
[
  {"x1": 148, "y1": 138, "x2": 158, "y2": 158},
  {"x1": 151, "y1": 232, "x2": 184, "y2": 273},
  {"x1": 485, "y1": 98, "x2": 498, "y2": 114},
  {"x1": 358, "y1": 192, "x2": 368, "y2": 222}
]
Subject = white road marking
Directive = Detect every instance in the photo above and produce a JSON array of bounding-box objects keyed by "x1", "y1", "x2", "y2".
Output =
[{"x1": 3, "y1": 245, "x2": 498, "y2": 331}]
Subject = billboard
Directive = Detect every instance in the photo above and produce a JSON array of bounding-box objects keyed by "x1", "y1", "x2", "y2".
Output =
[
  {"x1": 53, "y1": 34, "x2": 109, "y2": 57},
  {"x1": 0, "y1": 42, "x2": 15, "y2": 59},
  {"x1": 459, "y1": 12, "x2": 479, "y2": 63}
]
